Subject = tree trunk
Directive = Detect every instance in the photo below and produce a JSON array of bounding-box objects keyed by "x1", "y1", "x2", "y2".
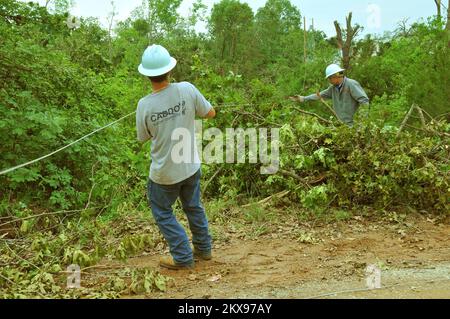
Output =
[
  {"x1": 221, "y1": 37, "x2": 226, "y2": 60},
  {"x1": 446, "y1": 0, "x2": 450, "y2": 30},
  {"x1": 334, "y1": 12, "x2": 361, "y2": 71},
  {"x1": 434, "y1": 0, "x2": 442, "y2": 17}
]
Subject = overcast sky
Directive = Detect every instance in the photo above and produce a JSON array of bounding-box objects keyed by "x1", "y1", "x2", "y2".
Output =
[{"x1": 24, "y1": 0, "x2": 438, "y2": 37}]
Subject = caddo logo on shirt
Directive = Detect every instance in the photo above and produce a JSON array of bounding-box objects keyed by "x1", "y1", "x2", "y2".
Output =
[{"x1": 151, "y1": 101, "x2": 186, "y2": 123}]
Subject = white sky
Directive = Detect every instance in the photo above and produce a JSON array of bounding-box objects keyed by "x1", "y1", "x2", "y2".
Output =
[{"x1": 22, "y1": 0, "x2": 438, "y2": 37}]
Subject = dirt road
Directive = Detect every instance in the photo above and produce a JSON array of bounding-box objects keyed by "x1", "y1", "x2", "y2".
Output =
[{"x1": 113, "y1": 214, "x2": 449, "y2": 299}]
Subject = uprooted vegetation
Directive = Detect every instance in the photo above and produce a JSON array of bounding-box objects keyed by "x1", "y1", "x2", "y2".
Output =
[{"x1": 0, "y1": 0, "x2": 449, "y2": 298}]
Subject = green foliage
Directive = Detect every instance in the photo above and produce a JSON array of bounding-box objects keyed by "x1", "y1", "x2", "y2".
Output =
[
  {"x1": 129, "y1": 269, "x2": 168, "y2": 294},
  {"x1": 131, "y1": 0, "x2": 182, "y2": 40},
  {"x1": 255, "y1": 0, "x2": 302, "y2": 61},
  {"x1": 278, "y1": 118, "x2": 449, "y2": 212},
  {"x1": 115, "y1": 234, "x2": 155, "y2": 261},
  {"x1": 0, "y1": 0, "x2": 449, "y2": 299},
  {"x1": 351, "y1": 18, "x2": 450, "y2": 118},
  {"x1": 209, "y1": 0, "x2": 254, "y2": 62}
]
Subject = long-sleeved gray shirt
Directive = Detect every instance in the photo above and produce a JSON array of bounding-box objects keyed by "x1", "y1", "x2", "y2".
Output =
[{"x1": 305, "y1": 77, "x2": 370, "y2": 126}]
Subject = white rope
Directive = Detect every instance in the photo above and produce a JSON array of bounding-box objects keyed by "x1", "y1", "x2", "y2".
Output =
[
  {"x1": 0, "y1": 111, "x2": 136, "y2": 176},
  {"x1": 0, "y1": 101, "x2": 259, "y2": 176}
]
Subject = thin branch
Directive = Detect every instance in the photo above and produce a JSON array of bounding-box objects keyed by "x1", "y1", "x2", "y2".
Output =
[
  {"x1": 415, "y1": 105, "x2": 434, "y2": 120},
  {"x1": 0, "y1": 272, "x2": 16, "y2": 286},
  {"x1": 0, "y1": 209, "x2": 86, "y2": 228},
  {"x1": 415, "y1": 105, "x2": 427, "y2": 127},
  {"x1": 85, "y1": 161, "x2": 99, "y2": 210},
  {"x1": 405, "y1": 124, "x2": 450, "y2": 137},
  {"x1": 235, "y1": 110, "x2": 281, "y2": 127},
  {"x1": 397, "y1": 105, "x2": 415, "y2": 137},
  {"x1": 317, "y1": 94, "x2": 342, "y2": 123},
  {"x1": 434, "y1": 111, "x2": 450, "y2": 119},
  {"x1": 203, "y1": 168, "x2": 223, "y2": 192},
  {"x1": 293, "y1": 107, "x2": 332, "y2": 124},
  {"x1": 4, "y1": 242, "x2": 41, "y2": 272},
  {"x1": 242, "y1": 190, "x2": 291, "y2": 208}
]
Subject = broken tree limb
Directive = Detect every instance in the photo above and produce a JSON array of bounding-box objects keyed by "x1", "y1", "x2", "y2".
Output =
[
  {"x1": 0, "y1": 209, "x2": 86, "y2": 228},
  {"x1": 334, "y1": 12, "x2": 361, "y2": 70},
  {"x1": 279, "y1": 169, "x2": 306, "y2": 183},
  {"x1": 203, "y1": 167, "x2": 223, "y2": 192},
  {"x1": 397, "y1": 105, "x2": 416, "y2": 138},
  {"x1": 242, "y1": 190, "x2": 291, "y2": 208},
  {"x1": 279, "y1": 170, "x2": 328, "y2": 186},
  {"x1": 293, "y1": 106, "x2": 333, "y2": 124},
  {"x1": 317, "y1": 93, "x2": 342, "y2": 123},
  {"x1": 415, "y1": 105, "x2": 427, "y2": 127},
  {"x1": 405, "y1": 124, "x2": 450, "y2": 138}
]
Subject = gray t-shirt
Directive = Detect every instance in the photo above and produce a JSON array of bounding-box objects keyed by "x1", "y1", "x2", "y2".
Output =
[{"x1": 136, "y1": 82, "x2": 212, "y2": 185}]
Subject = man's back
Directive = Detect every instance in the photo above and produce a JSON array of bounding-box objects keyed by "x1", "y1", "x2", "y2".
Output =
[{"x1": 136, "y1": 82, "x2": 212, "y2": 185}]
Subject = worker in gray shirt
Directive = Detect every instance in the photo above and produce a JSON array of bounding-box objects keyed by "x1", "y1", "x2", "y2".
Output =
[
  {"x1": 136, "y1": 45, "x2": 216, "y2": 270},
  {"x1": 291, "y1": 64, "x2": 370, "y2": 126}
]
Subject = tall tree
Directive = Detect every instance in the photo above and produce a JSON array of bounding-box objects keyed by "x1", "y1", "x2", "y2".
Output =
[
  {"x1": 209, "y1": 0, "x2": 254, "y2": 60},
  {"x1": 334, "y1": 12, "x2": 361, "y2": 70},
  {"x1": 45, "y1": 0, "x2": 74, "y2": 14},
  {"x1": 133, "y1": 0, "x2": 182, "y2": 43},
  {"x1": 107, "y1": 1, "x2": 117, "y2": 62},
  {"x1": 447, "y1": 0, "x2": 450, "y2": 30},
  {"x1": 255, "y1": 0, "x2": 301, "y2": 61}
]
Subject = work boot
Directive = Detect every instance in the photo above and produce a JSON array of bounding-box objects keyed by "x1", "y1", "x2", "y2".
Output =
[
  {"x1": 193, "y1": 248, "x2": 212, "y2": 261},
  {"x1": 159, "y1": 256, "x2": 194, "y2": 270}
]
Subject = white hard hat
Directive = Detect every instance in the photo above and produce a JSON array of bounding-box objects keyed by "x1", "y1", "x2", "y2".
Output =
[
  {"x1": 325, "y1": 64, "x2": 345, "y2": 79},
  {"x1": 138, "y1": 44, "x2": 177, "y2": 77}
]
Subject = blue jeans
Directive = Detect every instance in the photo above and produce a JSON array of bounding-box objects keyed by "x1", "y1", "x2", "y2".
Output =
[{"x1": 147, "y1": 169, "x2": 212, "y2": 265}]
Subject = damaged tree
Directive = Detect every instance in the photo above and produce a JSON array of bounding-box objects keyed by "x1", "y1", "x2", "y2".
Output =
[
  {"x1": 447, "y1": 0, "x2": 450, "y2": 31},
  {"x1": 334, "y1": 12, "x2": 361, "y2": 71},
  {"x1": 434, "y1": 0, "x2": 442, "y2": 17}
]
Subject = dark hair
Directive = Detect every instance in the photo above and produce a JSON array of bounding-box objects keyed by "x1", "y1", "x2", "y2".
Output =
[{"x1": 148, "y1": 72, "x2": 170, "y2": 83}]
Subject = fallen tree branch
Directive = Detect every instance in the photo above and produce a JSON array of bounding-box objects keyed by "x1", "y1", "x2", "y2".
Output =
[
  {"x1": 415, "y1": 106, "x2": 427, "y2": 127},
  {"x1": 235, "y1": 110, "x2": 282, "y2": 127},
  {"x1": 4, "y1": 242, "x2": 41, "y2": 272},
  {"x1": 293, "y1": 107, "x2": 333, "y2": 124},
  {"x1": 405, "y1": 124, "x2": 450, "y2": 138},
  {"x1": 279, "y1": 170, "x2": 328, "y2": 186},
  {"x1": 203, "y1": 167, "x2": 223, "y2": 192},
  {"x1": 242, "y1": 190, "x2": 291, "y2": 208},
  {"x1": 317, "y1": 93, "x2": 342, "y2": 124},
  {"x1": 397, "y1": 105, "x2": 416, "y2": 138},
  {"x1": 0, "y1": 209, "x2": 87, "y2": 228},
  {"x1": 279, "y1": 169, "x2": 305, "y2": 182}
]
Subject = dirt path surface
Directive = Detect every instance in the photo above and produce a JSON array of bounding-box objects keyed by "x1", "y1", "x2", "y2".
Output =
[{"x1": 113, "y1": 215, "x2": 450, "y2": 299}]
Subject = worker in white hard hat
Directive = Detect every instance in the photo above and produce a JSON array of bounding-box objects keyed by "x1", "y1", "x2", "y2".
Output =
[
  {"x1": 290, "y1": 64, "x2": 370, "y2": 126},
  {"x1": 136, "y1": 44, "x2": 216, "y2": 270}
]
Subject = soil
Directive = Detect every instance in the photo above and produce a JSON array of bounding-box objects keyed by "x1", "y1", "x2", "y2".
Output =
[{"x1": 107, "y1": 214, "x2": 450, "y2": 299}]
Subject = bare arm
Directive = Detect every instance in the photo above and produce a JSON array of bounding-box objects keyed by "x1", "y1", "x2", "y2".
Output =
[{"x1": 202, "y1": 108, "x2": 216, "y2": 119}]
